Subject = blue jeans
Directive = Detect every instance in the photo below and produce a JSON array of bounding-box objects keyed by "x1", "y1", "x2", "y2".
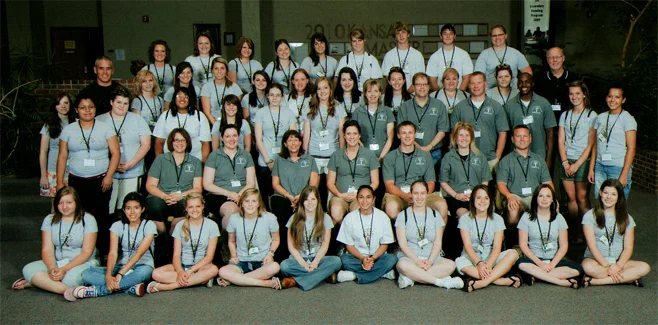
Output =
[
  {"x1": 340, "y1": 253, "x2": 398, "y2": 284},
  {"x1": 81, "y1": 264, "x2": 153, "y2": 296},
  {"x1": 280, "y1": 256, "x2": 342, "y2": 291},
  {"x1": 431, "y1": 148, "x2": 443, "y2": 166},
  {"x1": 594, "y1": 162, "x2": 632, "y2": 198}
]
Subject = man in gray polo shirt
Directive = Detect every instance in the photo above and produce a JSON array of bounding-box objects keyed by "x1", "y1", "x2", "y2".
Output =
[
  {"x1": 497, "y1": 125, "x2": 553, "y2": 229},
  {"x1": 382, "y1": 121, "x2": 448, "y2": 222},
  {"x1": 397, "y1": 72, "x2": 450, "y2": 169},
  {"x1": 507, "y1": 72, "x2": 557, "y2": 170},
  {"x1": 451, "y1": 71, "x2": 509, "y2": 172}
]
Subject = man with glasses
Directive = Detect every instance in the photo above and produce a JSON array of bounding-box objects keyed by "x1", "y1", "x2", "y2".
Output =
[
  {"x1": 78, "y1": 56, "x2": 120, "y2": 115},
  {"x1": 534, "y1": 47, "x2": 580, "y2": 122}
]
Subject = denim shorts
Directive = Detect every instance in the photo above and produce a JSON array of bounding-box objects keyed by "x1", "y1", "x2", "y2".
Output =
[{"x1": 234, "y1": 261, "x2": 264, "y2": 274}]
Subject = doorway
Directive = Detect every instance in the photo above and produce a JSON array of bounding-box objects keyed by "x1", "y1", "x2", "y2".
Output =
[{"x1": 50, "y1": 27, "x2": 104, "y2": 80}]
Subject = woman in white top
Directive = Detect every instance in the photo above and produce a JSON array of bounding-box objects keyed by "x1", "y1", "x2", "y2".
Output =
[
  {"x1": 265, "y1": 39, "x2": 299, "y2": 94},
  {"x1": 383, "y1": 67, "x2": 411, "y2": 118},
  {"x1": 395, "y1": 181, "x2": 463, "y2": 289},
  {"x1": 185, "y1": 32, "x2": 221, "y2": 90},
  {"x1": 163, "y1": 62, "x2": 200, "y2": 111},
  {"x1": 336, "y1": 28, "x2": 383, "y2": 92},
  {"x1": 485, "y1": 64, "x2": 518, "y2": 111},
  {"x1": 141, "y1": 40, "x2": 175, "y2": 97},
  {"x1": 148, "y1": 193, "x2": 220, "y2": 293},
  {"x1": 242, "y1": 71, "x2": 271, "y2": 126},
  {"x1": 287, "y1": 68, "x2": 313, "y2": 133},
  {"x1": 228, "y1": 37, "x2": 264, "y2": 94},
  {"x1": 474, "y1": 25, "x2": 532, "y2": 89},
  {"x1": 581, "y1": 179, "x2": 650, "y2": 287},
  {"x1": 430, "y1": 68, "x2": 468, "y2": 115},
  {"x1": 14, "y1": 187, "x2": 98, "y2": 293},
  {"x1": 39, "y1": 93, "x2": 74, "y2": 199},
  {"x1": 201, "y1": 57, "x2": 243, "y2": 124},
  {"x1": 334, "y1": 67, "x2": 362, "y2": 119},
  {"x1": 301, "y1": 33, "x2": 338, "y2": 82},
  {"x1": 131, "y1": 70, "x2": 163, "y2": 128}
]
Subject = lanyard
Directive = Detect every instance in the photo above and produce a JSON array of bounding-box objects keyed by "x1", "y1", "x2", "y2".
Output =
[
  {"x1": 443, "y1": 91, "x2": 456, "y2": 108},
  {"x1": 412, "y1": 100, "x2": 430, "y2": 126},
  {"x1": 519, "y1": 94, "x2": 533, "y2": 116},
  {"x1": 214, "y1": 83, "x2": 227, "y2": 112},
  {"x1": 109, "y1": 112, "x2": 127, "y2": 143},
  {"x1": 604, "y1": 110, "x2": 623, "y2": 149},
  {"x1": 280, "y1": 63, "x2": 292, "y2": 89},
  {"x1": 344, "y1": 98, "x2": 355, "y2": 117},
  {"x1": 243, "y1": 217, "x2": 260, "y2": 250},
  {"x1": 497, "y1": 87, "x2": 511, "y2": 106},
  {"x1": 237, "y1": 59, "x2": 253, "y2": 84},
  {"x1": 304, "y1": 222, "x2": 313, "y2": 254},
  {"x1": 190, "y1": 219, "x2": 205, "y2": 262},
  {"x1": 536, "y1": 218, "x2": 552, "y2": 251},
  {"x1": 352, "y1": 53, "x2": 365, "y2": 80},
  {"x1": 468, "y1": 100, "x2": 485, "y2": 126},
  {"x1": 226, "y1": 150, "x2": 238, "y2": 177},
  {"x1": 402, "y1": 151, "x2": 415, "y2": 183},
  {"x1": 78, "y1": 120, "x2": 96, "y2": 153},
  {"x1": 459, "y1": 153, "x2": 471, "y2": 187},
  {"x1": 318, "y1": 58, "x2": 328, "y2": 74},
  {"x1": 604, "y1": 222, "x2": 617, "y2": 255},
  {"x1": 151, "y1": 64, "x2": 165, "y2": 89},
  {"x1": 318, "y1": 107, "x2": 329, "y2": 131},
  {"x1": 142, "y1": 96, "x2": 160, "y2": 122},
  {"x1": 176, "y1": 113, "x2": 188, "y2": 129},
  {"x1": 256, "y1": 96, "x2": 266, "y2": 108},
  {"x1": 127, "y1": 220, "x2": 144, "y2": 255},
  {"x1": 173, "y1": 153, "x2": 187, "y2": 188},
  {"x1": 515, "y1": 155, "x2": 531, "y2": 182},
  {"x1": 493, "y1": 46, "x2": 508, "y2": 65},
  {"x1": 567, "y1": 109, "x2": 587, "y2": 144},
  {"x1": 366, "y1": 107, "x2": 379, "y2": 137},
  {"x1": 268, "y1": 108, "x2": 282, "y2": 140},
  {"x1": 396, "y1": 48, "x2": 410, "y2": 70},
  {"x1": 358, "y1": 210, "x2": 374, "y2": 255},
  {"x1": 296, "y1": 96, "x2": 307, "y2": 116},
  {"x1": 475, "y1": 217, "x2": 488, "y2": 246},
  {"x1": 58, "y1": 221, "x2": 76, "y2": 248},
  {"x1": 200, "y1": 57, "x2": 211, "y2": 81},
  {"x1": 442, "y1": 47, "x2": 456, "y2": 68},
  {"x1": 347, "y1": 148, "x2": 360, "y2": 185},
  {"x1": 412, "y1": 208, "x2": 429, "y2": 240}
]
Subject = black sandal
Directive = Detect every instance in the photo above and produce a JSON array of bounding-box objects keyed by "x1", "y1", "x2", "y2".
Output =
[
  {"x1": 632, "y1": 278, "x2": 644, "y2": 288},
  {"x1": 461, "y1": 276, "x2": 477, "y2": 293},
  {"x1": 567, "y1": 277, "x2": 580, "y2": 289},
  {"x1": 504, "y1": 273, "x2": 523, "y2": 288},
  {"x1": 520, "y1": 273, "x2": 535, "y2": 286},
  {"x1": 583, "y1": 276, "x2": 592, "y2": 288}
]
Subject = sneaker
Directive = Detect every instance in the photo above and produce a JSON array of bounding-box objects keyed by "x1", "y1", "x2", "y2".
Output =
[
  {"x1": 441, "y1": 276, "x2": 464, "y2": 289},
  {"x1": 337, "y1": 270, "x2": 357, "y2": 283},
  {"x1": 381, "y1": 269, "x2": 396, "y2": 280},
  {"x1": 397, "y1": 274, "x2": 414, "y2": 289},
  {"x1": 67, "y1": 286, "x2": 96, "y2": 300},
  {"x1": 206, "y1": 278, "x2": 214, "y2": 288},
  {"x1": 127, "y1": 283, "x2": 145, "y2": 297}
]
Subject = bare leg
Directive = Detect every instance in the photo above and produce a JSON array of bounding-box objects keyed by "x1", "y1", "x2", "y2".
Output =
[
  {"x1": 154, "y1": 264, "x2": 219, "y2": 291},
  {"x1": 220, "y1": 202, "x2": 240, "y2": 230},
  {"x1": 218, "y1": 263, "x2": 280, "y2": 288},
  {"x1": 29, "y1": 272, "x2": 69, "y2": 294},
  {"x1": 396, "y1": 258, "x2": 455, "y2": 285},
  {"x1": 152, "y1": 221, "x2": 167, "y2": 236},
  {"x1": 384, "y1": 201, "x2": 402, "y2": 220},
  {"x1": 562, "y1": 180, "x2": 578, "y2": 222},
  {"x1": 456, "y1": 208, "x2": 469, "y2": 218},
  {"x1": 583, "y1": 259, "x2": 651, "y2": 286},
  {"x1": 575, "y1": 182, "x2": 590, "y2": 217},
  {"x1": 329, "y1": 201, "x2": 347, "y2": 225},
  {"x1": 169, "y1": 217, "x2": 186, "y2": 236},
  {"x1": 463, "y1": 250, "x2": 519, "y2": 289},
  {"x1": 430, "y1": 199, "x2": 449, "y2": 225},
  {"x1": 518, "y1": 263, "x2": 579, "y2": 287}
]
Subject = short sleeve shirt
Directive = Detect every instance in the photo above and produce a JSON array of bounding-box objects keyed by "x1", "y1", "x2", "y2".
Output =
[
  {"x1": 264, "y1": 61, "x2": 300, "y2": 94},
  {"x1": 451, "y1": 97, "x2": 510, "y2": 161},
  {"x1": 497, "y1": 150, "x2": 552, "y2": 197},
  {"x1": 205, "y1": 147, "x2": 254, "y2": 193},
  {"x1": 172, "y1": 218, "x2": 220, "y2": 265},
  {"x1": 336, "y1": 96, "x2": 363, "y2": 119},
  {"x1": 337, "y1": 208, "x2": 394, "y2": 256},
  {"x1": 351, "y1": 105, "x2": 395, "y2": 157},
  {"x1": 517, "y1": 213, "x2": 568, "y2": 260},
  {"x1": 301, "y1": 56, "x2": 338, "y2": 82},
  {"x1": 147, "y1": 153, "x2": 202, "y2": 194},
  {"x1": 226, "y1": 212, "x2": 279, "y2": 262},
  {"x1": 593, "y1": 111, "x2": 637, "y2": 167},
  {"x1": 474, "y1": 47, "x2": 529, "y2": 89},
  {"x1": 253, "y1": 107, "x2": 297, "y2": 166},
  {"x1": 131, "y1": 95, "x2": 165, "y2": 127},
  {"x1": 486, "y1": 87, "x2": 519, "y2": 109},
  {"x1": 152, "y1": 111, "x2": 211, "y2": 161},
  {"x1": 559, "y1": 109, "x2": 598, "y2": 160},
  {"x1": 303, "y1": 105, "x2": 347, "y2": 157},
  {"x1": 110, "y1": 220, "x2": 157, "y2": 268},
  {"x1": 164, "y1": 85, "x2": 201, "y2": 104},
  {"x1": 458, "y1": 212, "x2": 506, "y2": 261},
  {"x1": 285, "y1": 213, "x2": 334, "y2": 258},
  {"x1": 241, "y1": 93, "x2": 268, "y2": 126},
  {"x1": 40, "y1": 121, "x2": 69, "y2": 172},
  {"x1": 211, "y1": 120, "x2": 251, "y2": 150},
  {"x1": 382, "y1": 147, "x2": 436, "y2": 187},
  {"x1": 200, "y1": 82, "x2": 244, "y2": 118},
  {"x1": 228, "y1": 58, "x2": 264, "y2": 93},
  {"x1": 395, "y1": 207, "x2": 445, "y2": 259},
  {"x1": 272, "y1": 154, "x2": 317, "y2": 197},
  {"x1": 507, "y1": 93, "x2": 558, "y2": 159},
  {"x1": 185, "y1": 54, "x2": 221, "y2": 90},
  {"x1": 41, "y1": 213, "x2": 98, "y2": 263},
  {"x1": 96, "y1": 112, "x2": 151, "y2": 179},
  {"x1": 381, "y1": 47, "x2": 425, "y2": 82},
  {"x1": 397, "y1": 98, "x2": 450, "y2": 150},
  {"x1": 426, "y1": 46, "x2": 474, "y2": 87},
  {"x1": 59, "y1": 120, "x2": 115, "y2": 177},
  {"x1": 336, "y1": 52, "x2": 383, "y2": 92},
  {"x1": 328, "y1": 147, "x2": 380, "y2": 193},
  {"x1": 141, "y1": 64, "x2": 176, "y2": 97},
  {"x1": 440, "y1": 149, "x2": 492, "y2": 194},
  {"x1": 431, "y1": 89, "x2": 469, "y2": 114},
  {"x1": 582, "y1": 210, "x2": 635, "y2": 260}
]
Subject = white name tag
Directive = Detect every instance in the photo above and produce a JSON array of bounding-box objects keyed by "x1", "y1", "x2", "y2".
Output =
[
  {"x1": 347, "y1": 186, "x2": 357, "y2": 193},
  {"x1": 415, "y1": 132, "x2": 424, "y2": 139},
  {"x1": 231, "y1": 180, "x2": 241, "y2": 187},
  {"x1": 474, "y1": 130, "x2": 481, "y2": 138},
  {"x1": 56, "y1": 259, "x2": 70, "y2": 268},
  {"x1": 551, "y1": 104, "x2": 561, "y2": 111},
  {"x1": 318, "y1": 130, "x2": 329, "y2": 137},
  {"x1": 271, "y1": 147, "x2": 281, "y2": 154},
  {"x1": 83, "y1": 159, "x2": 96, "y2": 167},
  {"x1": 522, "y1": 187, "x2": 532, "y2": 195},
  {"x1": 119, "y1": 146, "x2": 125, "y2": 153},
  {"x1": 248, "y1": 247, "x2": 260, "y2": 255},
  {"x1": 306, "y1": 247, "x2": 317, "y2": 256},
  {"x1": 174, "y1": 190, "x2": 182, "y2": 194},
  {"x1": 599, "y1": 235, "x2": 609, "y2": 245},
  {"x1": 400, "y1": 185, "x2": 410, "y2": 193},
  {"x1": 319, "y1": 142, "x2": 330, "y2": 151},
  {"x1": 418, "y1": 238, "x2": 430, "y2": 248},
  {"x1": 523, "y1": 116, "x2": 534, "y2": 125},
  {"x1": 598, "y1": 133, "x2": 607, "y2": 143},
  {"x1": 125, "y1": 269, "x2": 134, "y2": 276},
  {"x1": 605, "y1": 257, "x2": 617, "y2": 264},
  {"x1": 602, "y1": 154, "x2": 612, "y2": 161},
  {"x1": 545, "y1": 242, "x2": 555, "y2": 250},
  {"x1": 369, "y1": 143, "x2": 380, "y2": 151},
  {"x1": 316, "y1": 71, "x2": 325, "y2": 77},
  {"x1": 464, "y1": 189, "x2": 472, "y2": 195}
]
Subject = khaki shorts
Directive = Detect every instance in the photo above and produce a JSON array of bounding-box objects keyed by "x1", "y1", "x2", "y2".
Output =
[
  {"x1": 329, "y1": 196, "x2": 359, "y2": 213},
  {"x1": 381, "y1": 192, "x2": 443, "y2": 211},
  {"x1": 488, "y1": 158, "x2": 499, "y2": 173},
  {"x1": 456, "y1": 249, "x2": 516, "y2": 275},
  {"x1": 503, "y1": 195, "x2": 532, "y2": 211}
]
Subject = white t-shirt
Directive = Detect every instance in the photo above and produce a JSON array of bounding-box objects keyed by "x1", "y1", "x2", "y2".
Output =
[
  {"x1": 336, "y1": 52, "x2": 383, "y2": 92},
  {"x1": 152, "y1": 111, "x2": 211, "y2": 161},
  {"x1": 381, "y1": 46, "x2": 425, "y2": 82},
  {"x1": 172, "y1": 218, "x2": 220, "y2": 266},
  {"x1": 337, "y1": 208, "x2": 395, "y2": 256},
  {"x1": 164, "y1": 85, "x2": 201, "y2": 104},
  {"x1": 426, "y1": 46, "x2": 473, "y2": 87}
]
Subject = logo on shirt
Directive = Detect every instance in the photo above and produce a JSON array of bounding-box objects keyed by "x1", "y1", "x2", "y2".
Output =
[
  {"x1": 430, "y1": 107, "x2": 438, "y2": 116},
  {"x1": 364, "y1": 227, "x2": 372, "y2": 246},
  {"x1": 300, "y1": 160, "x2": 310, "y2": 168},
  {"x1": 377, "y1": 114, "x2": 387, "y2": 121},
  {"x1": 483, "y1": 106, "x2": 493, "y2": 115},
  {"x1": 357, "y1": 158, "x2": 367, "y2": 166},
  {"x1": 471, "y1": 157, "x2": 481, "y2": 166},
  {"x1": 236, "y1": 157, "x2": 247, "y2": 165},
  {"x1": 530, "y1": 160, "x2": 540, "y2": 169},
  {"x1": 184, "y1": 163, "x2": 194, "y2": 173},
  {"x1": 415, "y1": 157, "x2": 426, "y2": 165},
  {"x1": 532, "y1": 106, "x2": 543, "y2": 115}
]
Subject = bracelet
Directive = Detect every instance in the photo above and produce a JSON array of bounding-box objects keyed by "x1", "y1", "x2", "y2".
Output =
[
  {"x1": 268, "y1": 250, "x2": 275, "y2": 256},
  {"x1": 562, "y1": 160, "x2": 568, "y2": 165},
  {"x1": 476, "y1": 261, "x2": 484, "y2": 266},
  {"x1": 117, "y1": 272, "x2": 124, "y2": 277}
]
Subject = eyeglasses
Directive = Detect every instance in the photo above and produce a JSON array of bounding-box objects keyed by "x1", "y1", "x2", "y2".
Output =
[
  {"x1": 414, "y1": 83, "x2": 429, "y2": 87},
  {"x1": 173, "y1": 139, "x2": 187, "y2": 143},
  {"x1": 176, "y1": 94, "x2": 189, "y2": 99}
]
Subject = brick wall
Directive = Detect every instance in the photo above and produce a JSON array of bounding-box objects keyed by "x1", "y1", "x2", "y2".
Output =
[
  {"x1": 631, "y1": 150, "x2": 658, "y2": 194},
  {"x1": 35, "y1": 79, "x2": 135, "y2": 97}
]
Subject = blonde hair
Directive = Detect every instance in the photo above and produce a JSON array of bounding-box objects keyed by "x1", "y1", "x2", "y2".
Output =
[
  {"x1": 363, "y1": 79, "x2": 383, "y2": 106},
  {"x1": 450, "y1": 121, "x2": 480, "y2": 155},
  {"x1": 181, "y1": 192, "x2": 205, "y2": 242},
  {"x1": 238, "y1": 188, "x2": 267, "y2": 218},
  {"x1": 133, "y1": 70, "x2": 161, "y2": 97},
  {"x1": 211, "y1": 57, "x2": 234, "y2": 88}
]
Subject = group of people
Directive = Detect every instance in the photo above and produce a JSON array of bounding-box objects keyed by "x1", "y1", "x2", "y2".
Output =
[{"x1": 17, "y1": 21, "x2": 649, "y2": 300}]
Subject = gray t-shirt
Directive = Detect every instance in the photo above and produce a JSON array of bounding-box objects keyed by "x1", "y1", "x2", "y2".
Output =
[
  {"x1": 40, "y1": 121, "x2": 70, "y2": 172},
  {"x1": 397, "y1": 97, "x2": 450, "y2": 150},
  {"x1": 285, "y1": 213, "x2": 334, "y2": 258},
  {"x1": 272, "y1": 154, "x2": 317, "y2": 197},
  {"x1": 41, "y1": 213, "x2": 98, "y2": 263},
  {"x1": 336, "y1": 96, "x2": 362, "y2": 119},
  {"x1": 211, "y1": 120, "x2": 251, "y2": 150},
  {"x1": 147, "y1": 153, "x2": 202, "y2": 194},
  {"x1": 559, "y1": 109, "x2": 598, "y2": 160},
  {"x1": 440, "y1": 149, "x2": 492, "y2": 195},
  {"x1": 96, "y1": 112, "x2": 151, "y2": 179},
  {"x1": 517, "y1": 212, "x2": 568, "y2": 260},
  {"x1": 474, "y1": 46, "x2": 529, "y2": 89},
  {"x1": 593, "y1": 111, "x2": 637, "y2": 167},
  {"x1": 110, "y1": 220, "x2": 157, "y2": 268},
  {"x1": 303, "y1": 105, "x2": 347, "y2": 157},
  {"x1": 337, "y1": 208, "x2": 395, "y2": 256},
  {"x1": 172, "y1": 218, "x2": 220, "y2": 266},
  {"x1": 59, "y1": 120, "x2": 114, "y2": 177},
  {"x1": 328, "y1": 147, "x2": 380, "y2": 193},
  {"x1": 301, "y1": 56, "x2": 338, "y2": 82},
  {"x1": 205, "y1": 147, "x2": 254, "y2": 193},
  {"x1": 458, "y1": 212, "x2": 506, "y2": 261},
  {"x1": 264, "y1": 61, "x2": 300, "y2": 94},
  {"x1": 582, "y1": 210, "x2": 636, "y2": 261},
  {"x1": 395, "y1": 207, "x2": 445, "y2": 259},
  {"x1": 382, "y1": 147, "x2": 435, "y2": 187},
  {"x1": 141, "y1": 64, "x2": 176, "y2": 97},
  {"x1": 131, "y1": 95, "x2": 164, "y2": 127},
  {"x1": 507, "y1": 93, "x2": 558, "y2": 159},
  {"x1": 451, "y1": 97, "x2": 510, "y2": 161},
  {"x1": 497, "y1": 150, "x2": 552, "y2": 197},
  {"x1": 184, "y1": 54, "x2": 221, "y2": 90},
  {"x1": 228, "y1": 58, "x2": 264, "y2": 93},
  {"x1": 152, "y1": 111, "x2": 212, "y2": 161},
  {"x1": 254, "y1": 106, "x2": 297, "y2": 166},
  {"x1": 486, "y1": 87, "x2": 519, "y2": 108},
  {"x1": 200, "y1": 82, "x2": 243, "y2": 119},
  {"x1": 241, "y1": 93, "x2": 268, "y2": 126},
  {"x1": 351, "y1": 105, "x2": 395, "y2": 157},
  {"x1": 226, "y1": 212, "x2": 279, "y2": 262}
]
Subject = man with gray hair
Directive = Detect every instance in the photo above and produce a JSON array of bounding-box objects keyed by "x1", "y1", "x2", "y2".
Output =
[
  {"x1": 78, "y1": 56, "x2": 120, "y2": 115},
  {"x1": 534, "y1": 47, "x2": 580, "y2": 122}
]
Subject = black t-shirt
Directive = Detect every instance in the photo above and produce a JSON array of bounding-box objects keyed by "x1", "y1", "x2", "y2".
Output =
[
  {"x1": 77, "y1": 81, "x2": 120, "y2": 116},
  {"x1": 534, "y1": 70, "x2": 580, "y2": 122}
]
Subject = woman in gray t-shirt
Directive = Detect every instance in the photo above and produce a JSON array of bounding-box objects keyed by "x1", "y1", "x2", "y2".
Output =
[
  {"x1": 39, "y1": 93, "x2": 74, "y2": 198},
  {"x1": 581, "y1": 179, "x2": 650, "y2": 287}
]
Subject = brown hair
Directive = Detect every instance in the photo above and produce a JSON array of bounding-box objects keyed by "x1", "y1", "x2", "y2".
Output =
[
  {"x1": 166, "y1": 128, "x2": 192, "y2": 153},
  {"x1": 307, "y1": 77, "x2": 336, "y2": 120},
  {"x1": 593, "y1": 179, "x2": 629, "y2": 235},
  {"x1": 239, "y1": 188, "x2": 267, "y2": 218},
  {"x1": 51, "y1": 186, "x2": 85, "y2": 225},
  {"x1": 568, "y1": 80, "x2": 592, "y2": 109},
  {"x1": 236, "y1": 37, "x2": 255, "y2": 60},
  {"x1": 468, "y1": 184, "x2": 493, "y2": 219},
  {"x1": 193, "y1": 32, "x2": 215, "y2": 56},
  {"x1": 449, "y1": 121, "x2": 480, "y2": 155},
  {"x1": 289, "y1": 186, "x2": 326, "y2": 249},
  {"x1": 211, "y1": 57, "x2": 234, "y2": 88}
]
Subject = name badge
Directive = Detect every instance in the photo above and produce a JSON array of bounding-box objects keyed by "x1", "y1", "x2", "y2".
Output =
[
  {"x1": 120, "y1": 145, "x2": 125, "y2": 154},
  {"x1": 174, "y1": 190, "x2": 182, "y2": 194},
  {"x1": 523, "y1": 116, "x2": 534, "y2": 125},
  {"x1": 148, "y1": 121, "x2": 156, "y2": 127},
  {"x1": 545, "y1": 242, "x2": 555, "y2": 250},
  {"x1": 415, "y1": 132, "x2": 424, "y2": 139},
  {"x1": 419, "y1": 256, "x2": 429, "y2": 261},
  {"x1": 272, "y1": 147, "x2": 281, "y2": 154},
  {"x1": 319, "y1": 142, "x2": 330, "y2": 151},
  {"x1": 84, "y1": 159, "x2": 96, "y2": 167},
  {"x1": 316, "y1": 71, "x2": 325, "y2": 77},
  {"x1": 598, "y1": 133, "x2": 607, "y2": 143},
  {"x1": 551, "y1": 104, "x2": 561, "y2": 111},
  {"x1": 347, "y1": 186, "x2": 357, "y2": 193},
  {"x1": 464, "y1": 189, "x2": 472, "y2": 195},
  {"x1": 418, "y1": 238, "x2": 430, "y2": 248},
  {"x1": 400, "y1": 185, "x2": 411, "y2": 193},
  {"x1": 474, "y1": 130, "x2": 481, "y2": 138},
  {"x1": 248, "y1": 247, "x2": 260, "y2": 255},
  {"x1": 369, "y1": 143, "x2": 380, "y2": 151},
  {"x1": 602, "y1": 154, "x2": 612, "y2": 161},
  {"x1": 231, "y1": 180, "x2": 241, "y2": 187},
  {"x1": 318, "y1": 130, "x2": 329, "y2": 137},
  {"x1": 522, "y1": 187, "x2": 532, "y2": 195},
  {"x1": 541, "y1": 259, "x2": 551, "y2": 264},
  {"x1": 605, "y1": 257, "x2": 617, "y2": 264},
  {"x1": 56, "y1": 259, "x2": 70, "y2": 268},
  {"x1": 477, "y1": 244, "x2": 484, "y2": 254},
  {"x1": 306, "y1": 247, "x2": 317, "y2": 256},
  {"x1": 599, "y1": 235, "x2": 609, "y2": 245}
]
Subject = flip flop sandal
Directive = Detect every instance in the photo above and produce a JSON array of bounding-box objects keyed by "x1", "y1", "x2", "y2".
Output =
[
  {"x1": 520, "y1": 273, "x2": 535, "y2": 286},
  {"x1": 567, "y1": 277, "x2": 580, "y2": 289},
  {"x1": 147, "y1": 281, "x2": 160, "y2": 294},
  {"x1": 461, "y1": 276, "x2": 477, "y2": 293},
  {"x1": 505, "y1": 273, "x2": 523, "y2": 288},
  {"x1": 216, "y1": 277, "x2": 230, "y2": 287},
  {"x1": 271, "y1": 277, "x2": 282, "y2": 290},
  {"x1": 632, "y1": 278, "x2": 644, "y2": 288},
  {"x1": 12, "y1": 278, "x2": 27, "y2": 290},
  {"x1": 583, "y1": 276, "x2": 593, "y2": 288}
]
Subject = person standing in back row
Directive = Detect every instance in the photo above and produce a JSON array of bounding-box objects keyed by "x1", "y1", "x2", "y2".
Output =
[{"x1": 77, "y1": 56, "x2": 120, "y2": 116}]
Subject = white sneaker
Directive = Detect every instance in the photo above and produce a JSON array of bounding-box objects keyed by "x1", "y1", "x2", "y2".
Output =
[
  {"x1": 441, "y1": 276, "x2": 464, "y2": 289},
  {"x1": 206, "y1": 278, "x2": 214, "y2": 288},
  {"x1": 381, "y1": 269, "x2": 396, "y2": 280},
  {"x1": 397, "y1": 274, "x2": 415, "y2": 289},
  {"x1": 337, "y1": 270, "x2": 357, "y2": 283}
]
